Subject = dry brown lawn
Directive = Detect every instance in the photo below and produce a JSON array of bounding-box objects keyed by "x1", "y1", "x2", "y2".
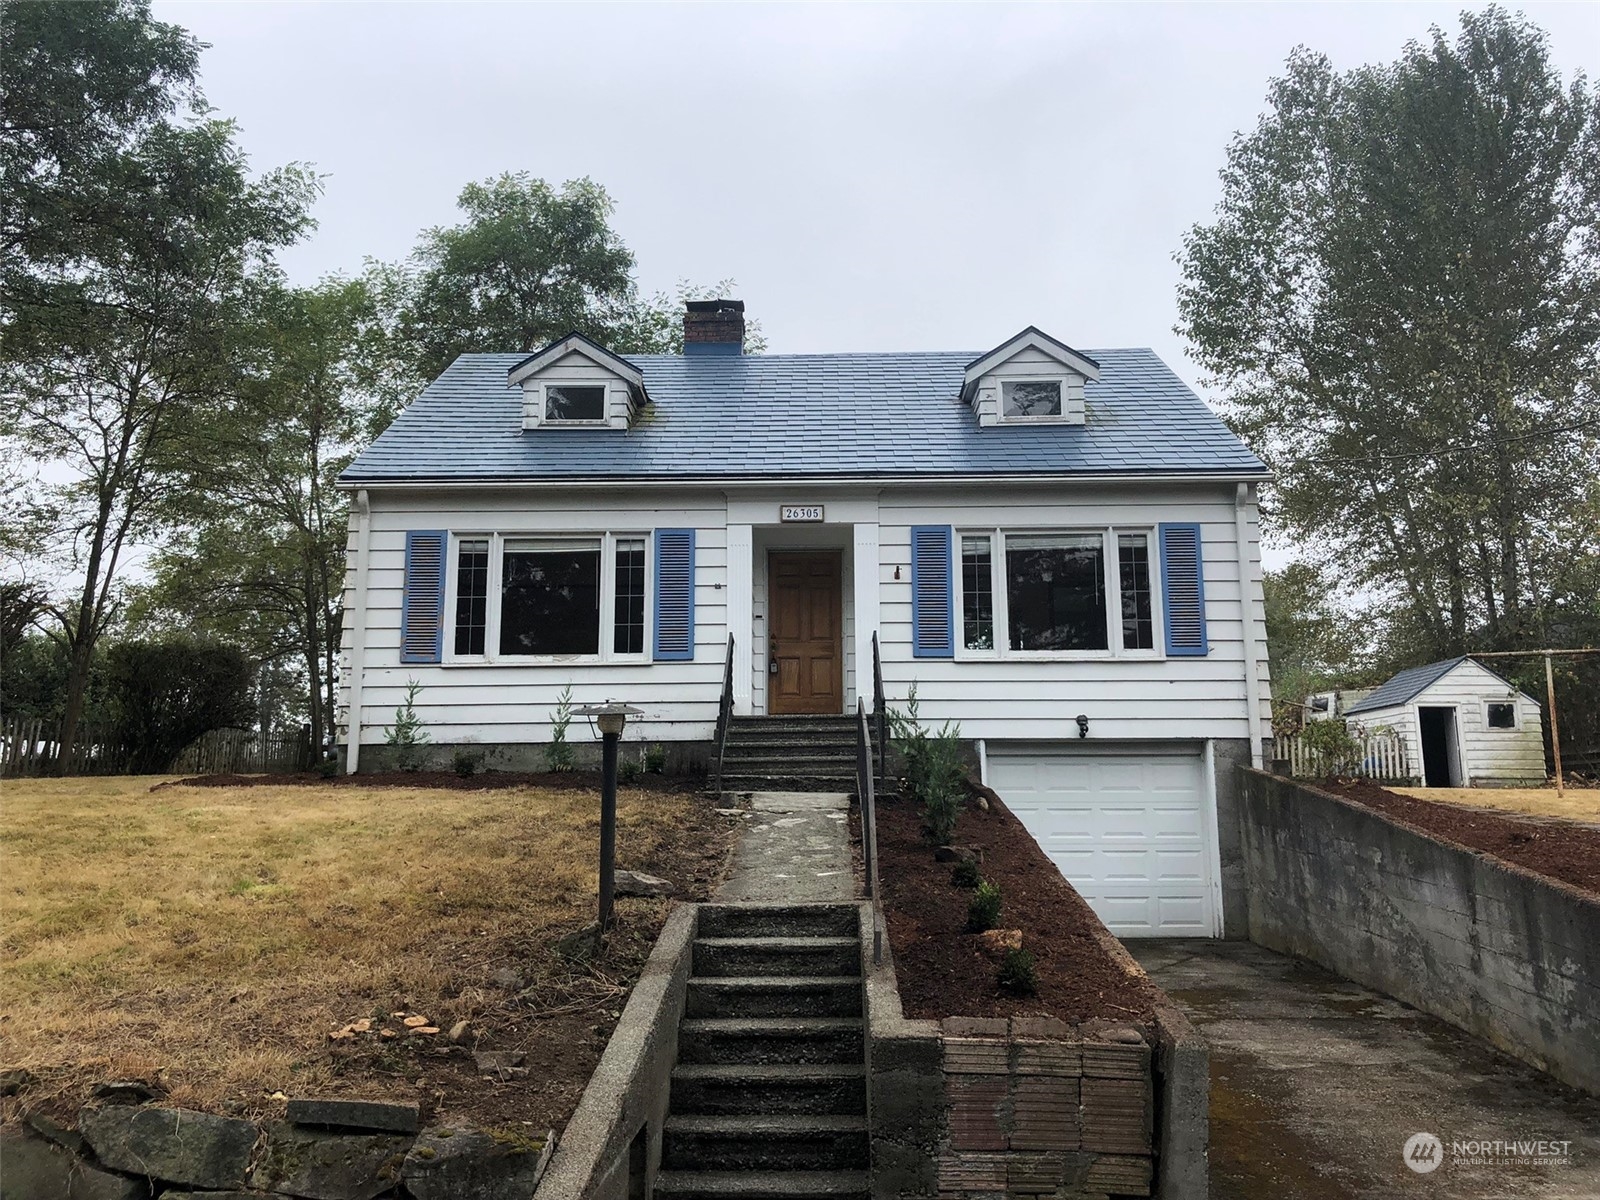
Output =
[
  {"x1": 1392, "y1": 784, "x2": 1600, "y2": 824},
  {"x1": 0, "y1": 774, "x2": 731, "y2": 1129}
]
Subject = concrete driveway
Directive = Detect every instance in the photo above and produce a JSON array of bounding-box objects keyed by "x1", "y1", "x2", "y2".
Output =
[{"x1": 1132, "y1": 940, "x2": 1600, "y2": 1200}]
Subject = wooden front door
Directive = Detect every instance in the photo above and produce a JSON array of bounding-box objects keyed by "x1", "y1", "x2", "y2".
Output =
[{"x1": 769, "y1": 552, "x2": 843, "y2": 715}]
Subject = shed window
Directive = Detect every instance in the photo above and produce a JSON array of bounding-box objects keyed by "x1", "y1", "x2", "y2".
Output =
[
  {"x1": 454, "y1": 538, "x2": 489, "y2": 656},
  {"x1": 1001, "y1": 379, "x2": 1062, "y2": 419},
  {"x1": 1486, "y1": 702, "x2": 1516, "y2": 729},
  {"x1": 1006, "y1": 534, "x2": 1107, "y2": 652},
  {"x1": 501, "y1": 538, "x2": 601, "y2": 656},
  {"x1": 544, "y1": 384, "x2": 607, "y2": 422}
]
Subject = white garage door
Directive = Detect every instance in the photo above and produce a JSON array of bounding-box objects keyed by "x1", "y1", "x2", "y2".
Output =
[{"x1": 987, "y1": 745, "x2": 1218, "y2": 938}]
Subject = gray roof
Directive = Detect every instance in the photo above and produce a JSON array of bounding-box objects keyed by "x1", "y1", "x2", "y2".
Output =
[
  {"x1": 340, "y1": 348, "x2": 1267, "y2": 484},
  {"x1": 1343, "y1": 656, "x2": 1535, "y2": 716}
]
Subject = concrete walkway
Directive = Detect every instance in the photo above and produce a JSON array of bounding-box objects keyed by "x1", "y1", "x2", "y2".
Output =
[
  {"x1": 716, "y1": 791, "x2": 855, "y2": 903},
  {"x1": 1132, "y1": 940, "x2": 1600, "y2": 1199}
]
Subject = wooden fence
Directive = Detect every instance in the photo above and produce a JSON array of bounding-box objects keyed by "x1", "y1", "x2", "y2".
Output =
[
  {"x1": 1272, "y1": 729, "x2": 1413, "y2": 782},
  {"x1": 1, "y1": 717, "x2": 311, "y2": 777}
]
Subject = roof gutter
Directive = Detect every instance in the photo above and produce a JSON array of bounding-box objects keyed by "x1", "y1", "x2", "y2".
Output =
[{"x1": 336, "y1": 469, "x2": 1273, "y2": 493}]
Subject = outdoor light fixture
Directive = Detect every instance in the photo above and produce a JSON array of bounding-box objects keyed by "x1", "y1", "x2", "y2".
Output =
[
  {"x1": 1075, "y1": 714, "x2": 1090, "y2": 738},
  {"x1": 573, "y1": 702, "x2": 644, "y2": 930}
]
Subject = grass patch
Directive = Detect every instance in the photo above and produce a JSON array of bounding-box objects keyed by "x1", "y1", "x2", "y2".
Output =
[{"x1": 0, "y1": 774, "x2": 731, "y2": 1127}]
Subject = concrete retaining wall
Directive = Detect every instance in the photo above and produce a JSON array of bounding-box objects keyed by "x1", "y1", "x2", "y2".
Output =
[
  {"x1": 1237, "y1": 769, "x2": 1600, "y2": 1096},
  {"x1": 535, "y1": 904, "x2": 697, "y2": 1200},
  {"x1": 862, "y1": 905, "x2": 1207, "y2": 1200}
]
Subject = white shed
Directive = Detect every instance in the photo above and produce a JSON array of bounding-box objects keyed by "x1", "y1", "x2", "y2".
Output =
[{"x1": 1343, "y1": 657, "x2": 1544, "y2": 787}]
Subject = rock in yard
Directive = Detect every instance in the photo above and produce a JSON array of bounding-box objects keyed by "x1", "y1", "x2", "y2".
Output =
[
  {"x1": 553, "y1": 922, "x2": 601, "y2": 962},
  {"x1": 91, "y1": 1079, "x2": 165, "y2": 1105},
  {"x1": 489, "y1": 967, "x2": 525, "y2": 990},
  {"x1": 473, "y1": 1051, "x2": 529, "y2": 1079},
  {"x1": 80, "y1": 1105, "x2": 257, "y2": 1190},
  {"x1": 614, "y1": 869, "x2": 673, "y2": 897},
  {"x1": 933, "y1": 845, "x2": 982, "y2": 864},
  {"x1": 402, "y1": 1127, "x2": 553, "y2": 1200},
  {"x1": 250, "y1": 1122, "x2": 412, "y2": 1200},
  {"x1": 286, "y1": 1098, "x2": 420, "y2": 1134},
  {"x1": 447, "y1": 1020, "x2": 471, "y2": 1043},
  {"x1": 975, "y1": 928, "x2": 1023, "y2": 960},
  {"x1": 0, "y1": 1066, "x2": 37, "y2": 1096},
  {"x1": 0, "y1": 1125, "x2": 149, "y2": 1200},
  {"x1": 27, "y1": 1109, "x2": 88, "y2": 1154}
]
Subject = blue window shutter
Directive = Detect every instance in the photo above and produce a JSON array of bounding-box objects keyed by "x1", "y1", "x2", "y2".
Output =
[
  {"x1": 400, "y1": 530, "x2": 447, "y2": 664},
  {"x1": 910, "y1": 525, "x2": 954, "y2": 659},
  {"x1": 653, "y1": 528, "x2": 696, "y2": 661},
  {"x1": 1160, "y1": 523, "x2": 1209, "y2": 657}
]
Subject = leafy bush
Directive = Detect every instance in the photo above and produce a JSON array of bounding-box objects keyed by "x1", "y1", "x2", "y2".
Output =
[
  {"x1": 888, "y1": 683, "x2": 966, "y2": 844},
  {"x1": 998, "y1": 947, "x2": 1038, "y2": 996},
  {"x1": 316, "y1": 755, "x2": 340, "y2": 779},
  {"x1": 1300, "y1": 718, "x2": 1364, "y2": 775},
  {"x1": 104, "y1": 636, "x2": 254, "y2": 773},
  {"x1": 545, "y1": 684, "x2": 575, "y2": 772},
  {"x1": 967, "y1": 881, "x2": 1002, "y2": 932},
  {"x1": 644, "y1": 743, "x2": 667, "y2": 774},
  {"x1": 951, "y1": 860, "x2": 983, "y2": 889},
  {"x1": 619, "y1": 754, "x2": 642, "y2": 784},
  {"x1": 452, "y1": 746, "x2": 482, "y2": 778},
  {"x1": 383, "y1": 678, "x2": 429, "y2": 771}
]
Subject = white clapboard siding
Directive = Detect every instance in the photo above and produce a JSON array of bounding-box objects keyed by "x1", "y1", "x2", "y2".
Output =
[
  {"x1": 340, "y1": 480, "x2": 1271, "y2": 749},
  {"x1": 873, "y1": 484, "x2": 1271, "y2": 742},
  {"x1": 1347, "y1": 660, "x2": 1545, "y2": 786}
]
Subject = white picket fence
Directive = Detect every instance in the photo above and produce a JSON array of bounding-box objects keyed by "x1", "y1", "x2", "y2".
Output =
[{"x1": 1272, "y1": 730, "x2": 1413, "y2": 781}]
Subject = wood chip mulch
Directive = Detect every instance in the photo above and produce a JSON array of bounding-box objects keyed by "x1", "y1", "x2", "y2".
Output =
[
  {"x1": 873, "y1": 790, "x2": 1163, "y2": 1024},
  {"x1": 1316, "y1": 779, "x2": 1600, "y2": 897}
]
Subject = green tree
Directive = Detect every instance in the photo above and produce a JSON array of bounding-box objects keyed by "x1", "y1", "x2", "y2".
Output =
[
  {"x1": 0, "y1": 7, "x2": 318, "y2": 772},
  {"x1": 103, "y1": 635, "x2": 254, "y2": 773},
  {"x1": 1178, "y1": 9, "x2": 1600, "y2": 666},
  {"x1": 383, "y1": 173, "x2": 762, "y2": 381},
  {"x1": 144, "y1": 278, "x2": 385, "y2": 754},
  {"x1": 1262, "y1": 563, "x2": 1370, "y2": 728}
]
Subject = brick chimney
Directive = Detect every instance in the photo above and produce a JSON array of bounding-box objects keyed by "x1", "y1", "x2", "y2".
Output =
[{"x1": 683, "y1": 299, "x2": 745, "y2": 356}]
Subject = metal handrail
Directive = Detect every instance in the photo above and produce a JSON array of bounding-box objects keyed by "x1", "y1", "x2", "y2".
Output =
[
  {"x1": 856, "y1": 697, "x2": 884, "y2": 965},
  {"x1": 712, "y1": 634, "x2": 735, "y2": 794},
  {"x1": 871, "y1": 631, "x2": 888, "y2": 786}
]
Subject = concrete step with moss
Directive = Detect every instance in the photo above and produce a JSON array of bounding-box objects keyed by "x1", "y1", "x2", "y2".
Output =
[
  {"x1": 686, "y1": 976, "x2": 862, "y2": 1020},
  {"x1": 675, "y1": 1018, "x2": 865, "y2": 1066},
  {"x1": 653, "y1": 1170, "x2": 869, "y2": 1200},
  {"x1": 669, "y1": 1064, "x2": 866, "y2": 1117},
  {"x1": 692, "y1": 937, "x2": 860, "y2": 979},
  {"x1": 698, "y1": 905, "x2": 859, "y2": 940},
  {"x1": 661, "y1": 1115, "x2": 868, "y2": 1172}
]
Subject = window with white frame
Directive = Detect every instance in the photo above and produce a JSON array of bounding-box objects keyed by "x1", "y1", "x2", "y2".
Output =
[
  {"x1": 959, "y1": 529, "x2": 1160, "y2": 656},
  {"x1": 449, "y1": 532, "x2": 648, "y2": 661},
  {"x1": 543, "y1": 383, "x2": 608, "y2": 423},
  {"x1": 999, "y1": 379, "x2": 1063, "y2": 420}
]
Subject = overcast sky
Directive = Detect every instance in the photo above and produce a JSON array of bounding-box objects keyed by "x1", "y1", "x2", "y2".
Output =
[{"x1": 156, "y1": 0, "x2": 1598, "y2": 399}]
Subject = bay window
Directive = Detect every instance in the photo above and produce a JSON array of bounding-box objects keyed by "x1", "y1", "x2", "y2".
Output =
[
  {"x1": 958, "y1": 528, "x2": 1161, "y2": 656},
  {"x1": 447, "y1": 532, "x2": 649, "y2": 662}
]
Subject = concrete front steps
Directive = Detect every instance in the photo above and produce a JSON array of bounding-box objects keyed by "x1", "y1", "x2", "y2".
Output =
[
  {"x1": 655, "y1": 904, "x2": 868, "y2": 1200},
  {"x1": 718, "y1": 716, "x2": 874, "y2": 793}
]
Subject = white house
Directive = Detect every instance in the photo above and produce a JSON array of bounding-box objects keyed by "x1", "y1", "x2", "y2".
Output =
[
  {"x1": 336, "y1": 300, "x2": 1272, "y2": 937},
  {"x1": 1343, "y1": 656, "x2": 1545, "y2": 787}
]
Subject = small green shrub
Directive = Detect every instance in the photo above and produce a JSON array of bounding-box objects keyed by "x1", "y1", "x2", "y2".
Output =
[
  {"x1": 316, "y1": 755, "x2": 340, "y2": 779},
  {"x1": 967, "y1": 881, "x2": 1002, "y2": 932},
  {"x1": 545, "y1": 684, "x2": 575, "y2": 773},
  {"x1": 452, "y1": 747, "x2": 481, "y2": 778},
  {"x1": 644, "y1": 743, "x2": 667, "y2": 774},
  {"x1": 951, "y1": 860, "x2": 983, "y2": 889},
  {"x1": 619, "y1": 754, "x2": 642, "y2": 784},
  {"x1": 998, "y1": 947, "x2": 1037, "y2": 996},
  {"x1": 1299, "y1": 718, "x2": 1364, "y2": 776},
  {"x1": 888, "y1": 684, "x2": 966, "y2": 844},
  {"x1": 383, "y1": 678, "x2": 429, "y2": 771}
]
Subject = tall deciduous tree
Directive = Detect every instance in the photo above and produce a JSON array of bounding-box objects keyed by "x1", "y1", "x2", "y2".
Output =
[
  {"x1": 145, "y1": 278, "x2": 384, "y2": 754},
  {"x1": 1178, "y1": 9, "x2": 1600, "y2": 666},
  {"x1": 0, "y1": 4, "x2": 317, "y2": 769}
]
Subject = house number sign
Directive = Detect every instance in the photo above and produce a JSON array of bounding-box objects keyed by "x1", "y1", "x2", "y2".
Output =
[{"x1": 781, "y1": 504, "x2": 824, "y2": 523}]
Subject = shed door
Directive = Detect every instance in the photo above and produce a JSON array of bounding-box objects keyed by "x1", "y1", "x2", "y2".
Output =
[{"x1": 987, "y1": 745, "x2": 1216, "y2": 937}]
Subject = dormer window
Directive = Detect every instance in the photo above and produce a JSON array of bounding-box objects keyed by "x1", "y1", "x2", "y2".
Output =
[
  {"x1": 1001, "y1": 379, "x2": 1063, "y2": 421},
  {"x1": 544, "y1": 383, "x2": 607, "y2": 423},
  {"x1": 962, "y1": 327, "x2": 1100, "y2": 428}
]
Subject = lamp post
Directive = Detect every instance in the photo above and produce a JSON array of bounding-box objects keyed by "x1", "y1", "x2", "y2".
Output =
[{"x1": 574, "y1": 702, "x2": 643, "y2": 931}]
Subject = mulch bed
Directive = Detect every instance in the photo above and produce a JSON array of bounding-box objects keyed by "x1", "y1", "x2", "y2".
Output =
[
  {"x1": 157, "y1": 768, "x2": 703, "y2": 794},
  {"x1": 1317, "y1": 779, "x2": 1600, "y2": 897},
  {"x1": 874, "y1": 788, "x2": 1163, "y2": 1024}
]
